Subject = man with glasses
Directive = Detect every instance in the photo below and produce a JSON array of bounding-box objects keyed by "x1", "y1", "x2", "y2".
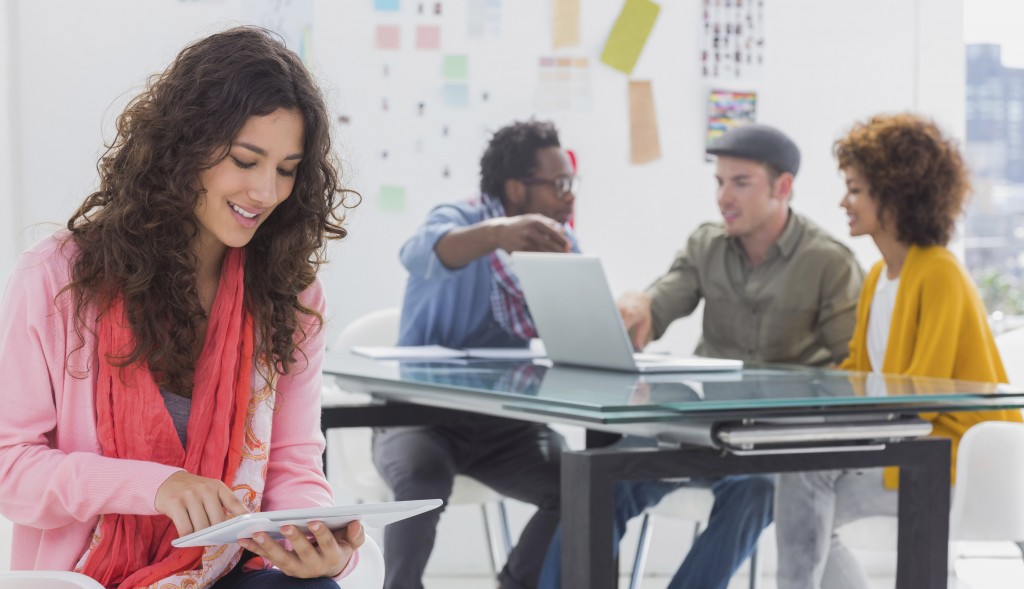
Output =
[
  {"x1": 538, "y1": 124, "x2": 864, "y2": 589},
  {"x1": 373, "y1": 120, "x2": 578, "y2": 589}
]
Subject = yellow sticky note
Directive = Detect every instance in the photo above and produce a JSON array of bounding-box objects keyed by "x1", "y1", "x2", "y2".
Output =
[{"x1": 600, "y1": 0, "x2": 660, "y2": 75}]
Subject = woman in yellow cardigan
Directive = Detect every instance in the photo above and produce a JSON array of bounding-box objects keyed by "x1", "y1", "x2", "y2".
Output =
[{"x1": 775, "y1": 113, "x2": 1022, "y2": 589}]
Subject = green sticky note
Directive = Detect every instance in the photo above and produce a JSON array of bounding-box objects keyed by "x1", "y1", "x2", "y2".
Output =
[
  {"x1": 379, "y1": 185, "x2": 406, "y2": 212},
  {"x1": 442, "y1": 55, "x2": 469, "y2": 80},
  {"x1": 600, "y1": 0, "x2": 660, "y2": 75}
]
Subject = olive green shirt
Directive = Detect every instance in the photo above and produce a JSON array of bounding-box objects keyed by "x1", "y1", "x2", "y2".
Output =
[{"x1": 646, "y1": 211, "x2": 864, "y2": 366}]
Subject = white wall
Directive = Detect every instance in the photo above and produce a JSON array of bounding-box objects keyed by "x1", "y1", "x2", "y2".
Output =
[
  {"x1": 4, "y1": 0, "x2": 967, "y2": 353},
  {"x1": 0, "y1": 0, "x2": 17, "y2": 284},
  {"x1": 2, "y1": 0, "x2": 965, "y2": 577}
]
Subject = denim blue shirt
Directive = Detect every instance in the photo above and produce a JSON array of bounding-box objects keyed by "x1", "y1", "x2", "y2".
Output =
[{"x1": 398, "y1": 198, "x2": 579, "y2": 348}]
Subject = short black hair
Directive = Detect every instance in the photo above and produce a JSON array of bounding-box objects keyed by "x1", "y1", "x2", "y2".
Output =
[{"x1": 479, "y1": 120, "x2": 561, "y2": 202}]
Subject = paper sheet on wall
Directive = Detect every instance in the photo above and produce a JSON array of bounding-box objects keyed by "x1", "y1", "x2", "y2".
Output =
[
  {"x1": 442, "y1": 83, "x2": 470, "y2": 108},
  {"x1": 629, "y1": 80, "x2": 661, "y2": 164},
  {"x1": 467, "y1": 0, "x2": 502, "y2": 39},
  {"x1": 536, "y1": 57, "x2": 592, "y2": 112},
  {"x1": 242, "y1": 0, "x2": 314, "y2": 66},
  {"x1": 379, "y1": 185, "x2": 407, "y2": 211},
  {"x1": 375, "y1": 25, "x2": 401, "y2": 50},
  {"x1": 600, "y1": 0, "x2": 660, "y2": 75},
  {"x1": 442, "y1": 55, "x2": 469, "y2": 80},
  {"x1": 706, "y1": 89, "x2": 757, "y2": 147},
  {"x1": 416, "y1": 25, "x2": 441, "y2": 50},
  {"x1": 552, "y1": 0, "x2": 580, "y2": 49},
  {"x1": 700, "y1": 0, "x2": 765, "y2": 80}
]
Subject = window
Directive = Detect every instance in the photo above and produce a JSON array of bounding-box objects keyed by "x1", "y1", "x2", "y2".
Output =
[{"x1": 964, "y1": 5, "x2": 1024, "y2": 327}]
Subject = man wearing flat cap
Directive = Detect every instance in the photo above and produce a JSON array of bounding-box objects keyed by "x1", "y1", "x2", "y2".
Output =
[{"x1": 537, "y1": 124, "x2": 864, "y2": 589}]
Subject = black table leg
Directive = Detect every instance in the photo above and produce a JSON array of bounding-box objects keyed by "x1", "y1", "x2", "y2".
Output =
[
  {"x1": 895, "y1": 439, "x2": 950, "y2": 588},
  {"x1": 560, "y1": 438, "x2": 951, "y2": 589}
]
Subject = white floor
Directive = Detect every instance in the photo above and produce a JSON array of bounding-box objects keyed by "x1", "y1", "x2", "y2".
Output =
[{"x1": 422, "y1": 557, "x2": 1024, "y2": 588}]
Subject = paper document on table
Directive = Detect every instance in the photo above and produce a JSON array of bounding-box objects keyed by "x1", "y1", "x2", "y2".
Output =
[
  {"x1": 463, "y1": 348, "x2": 546, "y2": 360},
  {"x1": 351, "y1": 345, "x2": 466, "y2": 360},
  {"x1": 351, "y1": 345, "x2": 545, "y2": 361}
]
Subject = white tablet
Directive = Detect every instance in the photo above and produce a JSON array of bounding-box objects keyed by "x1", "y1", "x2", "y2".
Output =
[{"x1": 170, "y1": 499, "x2": 442, "y2": 548}]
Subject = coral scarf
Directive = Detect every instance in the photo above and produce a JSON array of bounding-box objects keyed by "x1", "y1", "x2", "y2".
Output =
[{"x1": 80, "y1": 248, "x2": 253, "y2": 588}]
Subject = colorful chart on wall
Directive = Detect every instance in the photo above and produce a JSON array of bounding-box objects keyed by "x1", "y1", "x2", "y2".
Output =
[
  {"x1": 700, "y1": 0, "x2": 764, "y2": 80},
  {"x1": 706, "y1": 89, "x2": 757, "y2": 146}
]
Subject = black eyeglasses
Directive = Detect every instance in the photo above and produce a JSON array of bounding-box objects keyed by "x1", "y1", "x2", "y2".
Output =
[{"x1": 517, "y1": 175, "x2": 580, "y2": 199}]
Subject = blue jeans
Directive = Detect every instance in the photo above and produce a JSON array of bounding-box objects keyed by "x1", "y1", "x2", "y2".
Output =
[
  {"x1": 537, "y1": 475, "x2": 774, "y2": 589},
  {"x1": 212, "y1": 554, "x2": 339, "y2": 589}
]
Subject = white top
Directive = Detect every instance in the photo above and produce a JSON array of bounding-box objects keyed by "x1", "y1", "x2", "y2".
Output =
[{"x1": 867, "y1": 268, "x2": 901, "y2": 373}]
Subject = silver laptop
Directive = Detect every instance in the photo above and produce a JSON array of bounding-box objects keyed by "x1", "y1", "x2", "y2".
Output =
[{"x1": 511, "y1": 252, "x2": 743, "y2": 373}]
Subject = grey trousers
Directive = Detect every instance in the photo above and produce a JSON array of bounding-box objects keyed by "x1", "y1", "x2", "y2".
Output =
[
  {"x1": 775, "y1": 468, "x2": 899, "y2": 589},
  {"x1": 371, "y1": 415, "x2": 565, "y2": 589}
]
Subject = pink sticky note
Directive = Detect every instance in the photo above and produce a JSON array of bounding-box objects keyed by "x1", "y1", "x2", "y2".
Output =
[
  {"x1": 416, "y1": 25, "x2": 441, "y2": 50},
  {"x1": 375, "y1": 25, "x2": 400, "y2": 50}
]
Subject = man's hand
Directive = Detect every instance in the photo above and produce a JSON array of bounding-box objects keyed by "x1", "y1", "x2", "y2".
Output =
[
  {"x1": 493, "y1": 214, "x2": 570, "y2": 254},
  {"x1": 155, "y1": 471, "x2": 250, "y2": 537},
  {"x1": 617, "y1": 291, "x2": 653, "y2": 350},
  {"x1": 238, "y1": 520, "x2": 365, "y2": 579}
]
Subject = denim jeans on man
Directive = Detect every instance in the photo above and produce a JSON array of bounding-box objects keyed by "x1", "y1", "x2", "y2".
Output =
[{"x1": 536, "y1": 436, "x2": 773, "y2": 589}]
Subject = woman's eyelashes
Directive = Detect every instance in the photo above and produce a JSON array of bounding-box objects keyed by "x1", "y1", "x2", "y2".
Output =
[
  {"x1": 230, "y1": 156, "x2": 255, "y2": 170},
  {"x1": 230, "y1": 155, "x2": 297, "y2": 177}
]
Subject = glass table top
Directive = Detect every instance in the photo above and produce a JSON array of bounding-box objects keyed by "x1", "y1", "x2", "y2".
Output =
[{"x1": 324, "y1": 353, "x2": 1024, "y2": 421}]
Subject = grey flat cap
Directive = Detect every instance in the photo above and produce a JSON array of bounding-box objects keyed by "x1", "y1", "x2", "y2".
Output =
[{"x1": 706, "y1": 124, "x2": 801, "y2": 176}]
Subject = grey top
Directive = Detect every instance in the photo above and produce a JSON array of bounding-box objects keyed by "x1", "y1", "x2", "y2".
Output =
[
  {"x1": 160, "y1": 389, "x2": 191, "y2": 448},
  {"x1": 645, "y1": 211, "x2": 864, "y2": 367},
  {"x1": 706, "y1": 123, "x2": 801, "y2": 175}
]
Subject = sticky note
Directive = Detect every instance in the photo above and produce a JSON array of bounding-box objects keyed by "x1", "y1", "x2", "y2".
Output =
[
  {"x1": 443, "y1": 83, "x2": 470, "y2": 107},
  {"x1": 375, "y1": 25, "x2": 400, "y2": 50},
  {"x1": 442, "y1": 55, "x2": 469, "y2": 80},
  {"x1": 375, "y1": 0, "x2": 400, "y2": 11},
  {"x1": 379, "y1": 185, "x2": 406, "y2": 211},
  {"x1": 416, "y1": 25, "x2": 441, "y2": 50},
  {"x1": 600, "y1": 0, "x2": 660, "y2": 75}
]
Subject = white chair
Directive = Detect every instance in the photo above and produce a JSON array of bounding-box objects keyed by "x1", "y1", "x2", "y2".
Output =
[
  {"x1": 950, "y1": 421, "x2": 1024, "y2": 556},
  {"x1": 629, "y1": 487, "x2": 762, "y2": 589},
  {"x1": 0, "y1": 571, "x2": 105, "y2": 589},
  {"x1": 324, "y1": 307, "x2": 515, "y2": 574},
  {"x1": 835, "y1": 420, "x2": 1024, "y2": 583},
  {"x1": 345, "y1": 535, "x2": 386, "y2": 588},
  {"x1": 0, "y1": 544, "x2": 381, "y2": 589}
]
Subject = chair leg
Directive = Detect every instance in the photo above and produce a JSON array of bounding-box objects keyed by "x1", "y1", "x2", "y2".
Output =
[
  {"x1": 496, "y1": 499, "x2": 514, "y2": 557},
  {"x1": 480, "y1": 504, "x2": 501, "y2": 575},
  {"x1": 629, "y1": 513, "x2": 654, "y2": 589},
  {"x1": 747, "y1": 544, "x2": 760, "y2": 589}
]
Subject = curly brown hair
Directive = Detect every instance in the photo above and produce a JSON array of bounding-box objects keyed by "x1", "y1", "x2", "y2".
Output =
[
  {"x1": 834, "y1": 113, "x2": 970, "y2": 247},
  {"x1": 64, "y1": 26, "x2": 355, "y2": 396}
]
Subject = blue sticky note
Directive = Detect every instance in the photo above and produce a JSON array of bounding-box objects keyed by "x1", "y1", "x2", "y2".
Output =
[
  {"x1": 443, "y1": 83, "x2": 470, "y2": 108},
  {"x1": 375, "y1": 0, "x2": 400, "y2": 11}
]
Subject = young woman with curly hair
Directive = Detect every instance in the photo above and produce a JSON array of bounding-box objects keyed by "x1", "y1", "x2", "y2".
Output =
[
  {"x1": 774, "y1": 113, "x2": 1021, "y2": 589},
  {"x1": 0, "y1": 27, "x2": 364, "y2": 588}
]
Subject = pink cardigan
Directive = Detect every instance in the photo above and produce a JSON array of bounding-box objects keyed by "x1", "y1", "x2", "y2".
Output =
[{"x1": 0, "y1": 234, "x2": 352, "y2": 578}]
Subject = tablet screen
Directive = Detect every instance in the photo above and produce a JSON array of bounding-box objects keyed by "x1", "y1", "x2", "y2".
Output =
[{"x1": 171, "y1": 499, "x2": 442, "y2": 547}]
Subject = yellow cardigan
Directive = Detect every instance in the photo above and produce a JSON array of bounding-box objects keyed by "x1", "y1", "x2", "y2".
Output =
[{"x1": 840, "y1": 245, "x2": 1022, "y2": 489}]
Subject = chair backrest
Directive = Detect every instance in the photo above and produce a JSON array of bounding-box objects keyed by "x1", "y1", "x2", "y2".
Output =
[
  {"x1": 324, "y1": 307, "x2": 503, "y2": 506},
  {"x1": 330, "y1": 308, "x2": 401, "y2": 352},
  {"x1": 950, "y1": 421, "x2": 1024, "y2": 542},
  {"x1": 326, "y1": 308, "x2": 402, "y2": 502},
  {"x1": 0, "y1": 571, "x2": 105, "y2": 589},
  {"x1": 342, "y1": 535, "x2": 386, "y2": 589}
]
